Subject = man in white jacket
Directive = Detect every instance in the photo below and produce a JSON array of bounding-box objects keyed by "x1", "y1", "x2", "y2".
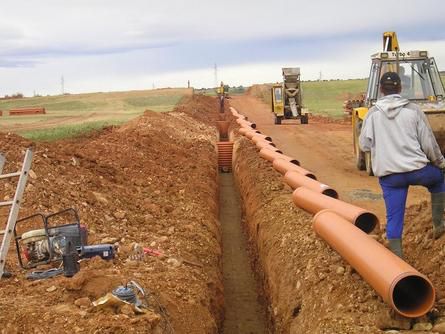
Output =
[{"x1": 359, "y1": 72, "x2": 445, "y2": 258}]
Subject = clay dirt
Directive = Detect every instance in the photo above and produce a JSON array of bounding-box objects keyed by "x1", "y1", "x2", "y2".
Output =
[{"x1": 0, "y1": 90, "x2": 444, "y2": 334}]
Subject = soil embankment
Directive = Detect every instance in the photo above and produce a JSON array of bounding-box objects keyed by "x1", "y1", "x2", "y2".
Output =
[{"x1": 0, "y1": 95, "x2": 223, "y2": 333}]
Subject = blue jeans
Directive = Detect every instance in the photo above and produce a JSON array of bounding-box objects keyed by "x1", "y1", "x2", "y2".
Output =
[{"x1": 379, "y1": 164, "x2": 445, "y2": 239}]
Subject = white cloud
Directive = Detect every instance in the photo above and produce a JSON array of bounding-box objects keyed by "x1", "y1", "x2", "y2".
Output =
[{"x1": 0, "y1": 0, "x2": 444, "y2": 95}]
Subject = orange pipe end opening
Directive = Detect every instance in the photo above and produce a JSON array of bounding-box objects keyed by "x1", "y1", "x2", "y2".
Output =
[
  {"x1": 390, "y1": 273, "x2": 435, "y2": 318},
  {"x1": 322, "y1": 188, "x2": 339, "y2": 199},
  {"x1": 354, "y1": 212, "x2": 379, "y2": 234}
]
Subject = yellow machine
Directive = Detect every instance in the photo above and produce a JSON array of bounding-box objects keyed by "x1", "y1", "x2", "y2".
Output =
[
  {"x1": 271, "y1": 68, "x2": 308, "y2": 125},
  {"x1": 352, "y1": 32, "x2": 445, "y2": 175},
  {"x1": 216, "y1": 81, "x2": 229, "y2": 98}
]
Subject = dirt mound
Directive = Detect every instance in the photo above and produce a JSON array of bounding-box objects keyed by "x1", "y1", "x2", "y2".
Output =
[
  {"x1": 404, "y1": 201, "x2": 445, "y2": 300},
  {"x1": 232, "y1": 134, "x2": 441, "y2": 333},
  {"x1": 174, "y1": 94, "x2": 227, "y2": 125},
  {"x1": 0, "y1": 97, "x2": 223, "y2": 333},
  {"x1": 247, "y1": 84, "x2": 272, "y2": 103}
]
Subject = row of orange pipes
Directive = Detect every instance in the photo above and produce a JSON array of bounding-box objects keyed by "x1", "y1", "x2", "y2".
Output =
[{"x1": 230, "y1": 106, "x2": 435, "y2": 318}]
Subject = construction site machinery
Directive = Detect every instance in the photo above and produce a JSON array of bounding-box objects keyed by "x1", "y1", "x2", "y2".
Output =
[
  {"x1": 271, "y1": 67, "x2": 308, "y2": 125},
  {"x1": 217, "y1": 81, "x2": 229, "y2": 98},
  {"x1": 352, "y1": 32, "x2": 445, "y2": 175}
]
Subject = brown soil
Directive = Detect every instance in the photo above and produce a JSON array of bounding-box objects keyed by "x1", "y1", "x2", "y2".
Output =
[
  {"x1": 0, "y1": 95, "x2": 223, "y2": 333},
  {"x1": 230, "y1": 94, "x2": 445, "y2": 333},
  {"x1": 2, "y1": 88, "x2": 444, "y2": 334},
  {"x1": 219, "y1": 173, "x2": 266, "y2": 333}
]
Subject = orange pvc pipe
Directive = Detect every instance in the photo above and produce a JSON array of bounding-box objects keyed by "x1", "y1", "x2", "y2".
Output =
[
  {"x1": 236, "y1": 118, "x2": 252, "y2": 127},
  {"x1": 284, "y1": 171, "x2": 338, "y2": 198},
  {"x1": 230, "y1": 107, "x2": 239, "y2": 117},
  {"x1": 251, "y1": 134, "x2": 272, "y2": 143},
  {"x1": 238, "y1": 128, "x2": 261, "y2": 138},
  {"x1": 216, "y1": 121, "x2": 229, "y2": 138},
  {"x1": 255, "y1": 140, "x2": 277, "y2": 150},
  {"x1": 292, "y1": 187, "x2": 378, "y2": 233},
  {"x1": 313, "y1": 210, "x2": 435, "y2": 318},
  {"x1": 259, "y1": 148, "x2": 299, "y2": 165},
  {"x1": 273, "y1": 159, "x2": 315, "y2": 179},
  {"x1": 236, "y1": 118, "x2": 256, "y2": 129}
]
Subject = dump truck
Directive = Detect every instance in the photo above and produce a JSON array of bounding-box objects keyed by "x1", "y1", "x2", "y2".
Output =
[
  {"x1": 352, "y1": 32, "x2": 445, "y2": 175},
  {"x1": 271, "y1": 68, "x2": 308, "y2": 125}
]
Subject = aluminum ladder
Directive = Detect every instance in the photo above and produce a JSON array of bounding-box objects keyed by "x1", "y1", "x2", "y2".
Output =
[{"x1": 0, "y1": 149, "x2": 33, "y2": 279}]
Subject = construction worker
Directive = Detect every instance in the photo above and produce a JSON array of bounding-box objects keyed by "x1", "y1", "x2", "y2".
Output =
[{"x1": 359, "y1": 72, "x2": 445, "y2": 258}]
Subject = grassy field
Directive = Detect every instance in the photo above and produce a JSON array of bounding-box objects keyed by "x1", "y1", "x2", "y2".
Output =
[
  {"x1": 0, "y1": 88, "x2": 191, "y2": 140},
  {"x1": 302, "y1": 79, "x2": 367, "y2": 117},
  {"x1": 251, "y1": 75, "x2": 445, "y2": 118}
]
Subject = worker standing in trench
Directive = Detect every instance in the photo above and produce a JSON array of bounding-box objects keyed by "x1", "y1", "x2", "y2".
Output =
[{"x1": 359, "y1": 72, "x2": 445, "y2": 258}]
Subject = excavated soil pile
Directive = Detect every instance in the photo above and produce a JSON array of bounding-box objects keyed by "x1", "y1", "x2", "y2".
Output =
[
  {"x1": 0, "y1": 96, "x2": 223, "y2": 333},
  {"x1": 405, "y1": 201, "x2": 445, "y2": 302},
  {"x1": 232, "y1": 134, "x2": 445, "y2": 333}
]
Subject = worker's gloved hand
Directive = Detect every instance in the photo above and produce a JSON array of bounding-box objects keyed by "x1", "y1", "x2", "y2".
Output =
[{"x1": 438, "y1": 160, "x2": 445, "y2": 175}]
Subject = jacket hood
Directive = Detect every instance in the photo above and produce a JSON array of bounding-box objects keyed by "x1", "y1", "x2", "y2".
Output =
[{"x1": 375, "y1": 94, "x2": 409, "y2": 119}]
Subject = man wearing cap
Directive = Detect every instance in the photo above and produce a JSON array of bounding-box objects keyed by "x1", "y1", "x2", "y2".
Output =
[{"x1": 359, "y1": 71, "x2": 445, "y2": 258}]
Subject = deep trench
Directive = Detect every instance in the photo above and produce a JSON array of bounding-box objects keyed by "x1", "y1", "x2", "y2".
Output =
[{"x1": 219, "y1": 172, "x2": 267, "y2": 333}]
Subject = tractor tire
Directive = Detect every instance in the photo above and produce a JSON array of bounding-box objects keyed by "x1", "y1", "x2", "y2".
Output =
[
  {"x1": 365, "y1": 152, "x2": 374, "y2": 176},
  {"x1": 354, "y1": 120, "x2": 365, "y2": 171},
  {"x1": 275, "y1": 116, "x2": 282, "y2": 125},
  {"x1": 300, "y1": 114, "x2": 309, "y2": 124}
]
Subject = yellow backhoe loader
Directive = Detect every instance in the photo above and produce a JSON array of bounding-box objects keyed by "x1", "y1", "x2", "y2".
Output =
[{"x1": 352, "y1": 32, "x2": 445, "y2": 175}]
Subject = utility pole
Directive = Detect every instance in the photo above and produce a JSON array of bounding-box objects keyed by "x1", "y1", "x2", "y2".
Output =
[
  {"x1": 61, "y1": 75, "x2": 65, "y2": 95},
  {"x1": 214, "y1": 63, "x2": 218, "y2": 88},
  {"x1": 319, "y1": 71, "x2": 322, "y2": 81}
]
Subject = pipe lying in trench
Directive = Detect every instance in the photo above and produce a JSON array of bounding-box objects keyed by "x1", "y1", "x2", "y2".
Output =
[
  {"x1": 284, "y1": 171, "x2": 338, "y2": 198},
  {"x1": 216, "y1": 121, "x2": 230, "y2": 139},
  {"x1": 217, "y1": 141, "x2": 234, "y2": 170},
  {"x1": 293, "y1": 187, "x2": 378, "y2": 233},
  {"x1": 313, "y1": 209, "x2": 435, "y2": 318},
  {"x1": 273, "y1": 159, "x2": 316, "y2": 179},
  {"x1": 259, "y1": 148, "x2": 300, "y2": 166}
]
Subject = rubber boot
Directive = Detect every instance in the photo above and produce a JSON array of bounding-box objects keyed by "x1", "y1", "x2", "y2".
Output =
[
  {"x1": 388, "y1": 239, "x2": 403, "y2": 259},
  {"x1": 431, "y1": 192, "x2": 445, "y2": 239}
]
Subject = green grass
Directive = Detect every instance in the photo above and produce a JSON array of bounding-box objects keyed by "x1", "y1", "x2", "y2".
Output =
[
  {"x1": 124, "y1": 95, "x2": 183, "y2": 108},
  {"x1": 0, "y1": 88, "x2": 191, "y2": 139},
  {"x1": 18, "y1": 120, "x2": 124, "y2": 142},
  {"x1": 302, "y1": 79, "x2": 367, "y2": 117}
]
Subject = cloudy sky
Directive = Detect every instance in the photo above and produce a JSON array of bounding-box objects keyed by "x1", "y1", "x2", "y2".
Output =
[{"x1": 1, "y1": 0, "x2": 444, "y2": 96}]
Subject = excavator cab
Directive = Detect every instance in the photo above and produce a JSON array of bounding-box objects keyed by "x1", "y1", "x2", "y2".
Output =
[
  {"x1": 353, "y1": 35, "x2": 445, "y2": 175},
  {"x1": 271, "y1": 67, "x2": 309, "y2": 125}
]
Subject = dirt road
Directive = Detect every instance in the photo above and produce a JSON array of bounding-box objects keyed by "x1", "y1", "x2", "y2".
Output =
[{"x1": 230, "y1": 95, "x2": 430, "y2": 230}]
